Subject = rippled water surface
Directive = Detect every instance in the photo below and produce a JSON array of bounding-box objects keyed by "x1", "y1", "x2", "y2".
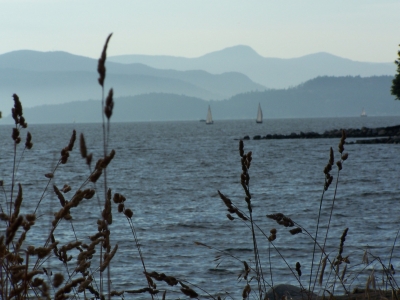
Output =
[{"x1": 1, "y1": 116, "x2": 400, "y2": 298}]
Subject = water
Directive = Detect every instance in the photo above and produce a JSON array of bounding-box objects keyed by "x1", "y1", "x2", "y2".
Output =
[{"x1": 1, "y1": 116, "x2": 400, "y2": 298}]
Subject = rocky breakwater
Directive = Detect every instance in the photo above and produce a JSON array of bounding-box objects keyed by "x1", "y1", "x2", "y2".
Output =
[
  {"x1": 265, "y1": 284, "x2": 396, "y2": 300},
  {"x1": 243, "y1": 125, "x2": 400, "y2": 144}
]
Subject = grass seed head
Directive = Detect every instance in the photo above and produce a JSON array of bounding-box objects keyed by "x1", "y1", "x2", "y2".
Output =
[
  {"x1": 19, "y1": 116, "x2": 27, "y2": 128},
  {"x1": 86, "y1": 153, "x2": 93, "y2": 166},
  {"x1": 26, "y1": 213, "x2": 36, "y2": 222},
  {"x1": 12, "y1": 94, "x2": 27, "y2": 127},
  {"x1": 290, "y1": 227, "x2": 302, "y2": 235},
  {"x1": 329, "y1": 147, "x2": 334, "y2": 165},
  {"x1": 338, "y1": 141, "x2": 345, "y2": 154},
  {"x1": 218, "y1": 190, "x2": 233, "y2": 209},
  {"x1": 54, "y1": 185, "x2": 66, "y2": 207},
  {"x1": 67, "y1": 130, "x2": 76, "y2": 151},
  {"x1": 6, "y1": 215, "x2": 24, "y2": 245},
  {"x1": 101, "y1": 149, "x2": 116, "y2": 168},
  {"x1": 242, "y1": 284, "x2": 251, "y2": 299},
  {"x1": 113, "y1": 193, "x2": 121, "y2": 203},
  {"x1": 61, "y1": 184, "x2": 71, "y2": 193},
  {"x1": 318, "y1": 255, "x2": 328, "y2": 286},
  {"x1": 12, "y1": 128, "x2": 20, "y2": 142},
  {"x1": 180, "y1": 286, "x2": 198, "y2": 298},
  {"x1": 12, "y1": 183, "x2": 23, "y2": 220},
  {"x1": 124, "y1": 208, "x2": 133, "y2": 218},
  {"x1": 0, "y1": 213, "x2": 9, "y2": 221},
  {"x1": 226, "y1": 214, "x2": 234, "y2": 221},
  {"x1": 239, "y1": 140, "x2": 244, "y2": 157},
  {"x1": 296, "y1": 262, "x2": 302, "y2": 277},
  {"x1": 25, "y1": 131, "x2": 33, "y2": 149},
  {"x1": 97, "y1": 33, "x2": 113, "y2": 87},
  {"x1": 89, "y1": 169, "x2": 102, "y2": 183},
  {"x1": 341, "y1": 129, "x2": 347, "y2": 140},
  {"x1": 104, "y1": 88, "x2": 114, "y2": 120},
  {"x1": 236, "y1": 210, "x2": 248, "y2": 221},
  {"x1": 13, "y1": 94, "x2": 23, "y2": 117},
  {"x1": 77, "y1": 276, "x2": 93, "y2": 292},
  {"x1": 79, "y1": 133, "x2": 87, "y2": 158},
  {"x1": 324, "y1": 163, "x2": 332, "y2": 175},
  {"x1": 83, "y1": 189, "x2": 95, "y2": 199}
]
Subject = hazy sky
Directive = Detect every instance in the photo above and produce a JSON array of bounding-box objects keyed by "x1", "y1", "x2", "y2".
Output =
[{"x1": 1, "y1": 0, "x2": 399, "y2": 62}]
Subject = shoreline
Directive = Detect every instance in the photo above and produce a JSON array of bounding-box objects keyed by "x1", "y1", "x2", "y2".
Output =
[
  {"x1": 268, "y1": 284, "x2": 398, "y2": 300},
  {"x1": 242, "y1": 124, "x2": 400, "y2": 144}
]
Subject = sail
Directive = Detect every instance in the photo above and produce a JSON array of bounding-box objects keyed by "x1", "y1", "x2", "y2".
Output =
[
  {"x1": 256, "y1": 103, "x2": 263, "y2": 123},
  {"x1": 206, "y1": 105, "x2": 213, "y2": 124},
  {"x1": 361, "y1": 108, "x2": 367, "y2": 117}
]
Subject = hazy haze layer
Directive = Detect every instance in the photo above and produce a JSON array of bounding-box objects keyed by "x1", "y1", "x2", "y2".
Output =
[
  {"x1": 109, "y1": 45, "x2": 395, "y2": 88},
  {"x1": 1, "y1": 1, "x2": 399, "y2": 63},
  {"x1": 1, "y1": 76, "x2": 397, "y2": 124}
]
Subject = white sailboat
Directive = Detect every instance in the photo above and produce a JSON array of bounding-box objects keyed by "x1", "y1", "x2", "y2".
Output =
[
  {"x1": 361, "y1": 108, "x2": 367, "y2": 117},
  {"x1": 256, "y1": 103, "x2": 263, "y2": 123},
  {"x1": 206, "y1": 105, "x2": 213, "y2": 124}
]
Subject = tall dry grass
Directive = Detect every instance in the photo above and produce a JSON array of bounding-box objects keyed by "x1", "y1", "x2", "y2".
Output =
[
  {"x1": 1, "y1": 33, "x2": 224, "y2": 300},
  {"x1": 1, "y1": 34, "x2": 399, "y2": 300},
  {"x1": 201, "y1": 132, "x2": 400, "y2": 300},
  {"x1": 0, "y1": 34, "x2": 183, "y2": 300}
]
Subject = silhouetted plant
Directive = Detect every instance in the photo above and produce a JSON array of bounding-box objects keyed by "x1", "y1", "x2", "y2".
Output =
[
  {"x1": 197, "y1": 130, "x2": 400, "y2": 300},
  {"x1": 391, "y1": 44, "x2": 400, "y2": 100}
]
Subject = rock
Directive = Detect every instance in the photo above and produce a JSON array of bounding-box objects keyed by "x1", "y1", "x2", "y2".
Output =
[
  {"x1": 241, "y1": 124, "x2": 400, "y2": 144},
  {"x1": 266, "y1": 284, "x2": 317, "y2": 300},
  {"x1": 378, "y1": 129, "x2": 387, "y2": 136},
  {"x1": 356, "y1": 138, "x2": 390, "y2": 144},
  {"x1": 265, "y1": 284, "x2": 397, "y2": 300}
]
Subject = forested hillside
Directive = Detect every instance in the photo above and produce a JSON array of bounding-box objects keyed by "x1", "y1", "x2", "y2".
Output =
[{"x1": 1, "y1": 76, "x2": 398, "y2": 124}]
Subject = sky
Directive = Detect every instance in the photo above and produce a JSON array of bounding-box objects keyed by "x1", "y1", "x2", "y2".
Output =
[{"x1": 1, "y1": 0, "x2": 399, "y2": 62}]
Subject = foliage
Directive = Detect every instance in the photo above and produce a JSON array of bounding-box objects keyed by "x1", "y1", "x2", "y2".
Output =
[{"x1": 391, "y1": 44, "x2": 400, "y2": 100}]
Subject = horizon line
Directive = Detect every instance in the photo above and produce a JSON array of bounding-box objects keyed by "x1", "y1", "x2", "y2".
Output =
[{"x1": 0, "y1": 46, "x2": 393, "y2": 64}]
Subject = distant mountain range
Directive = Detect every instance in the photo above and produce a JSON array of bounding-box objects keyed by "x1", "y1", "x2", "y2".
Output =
[
  {"x1": 109, "y1": 45, "x2": 396, "y2": 88},
  {"x1": 0, "y1": 47, "x2": 398, "y2": 124},
  {"x1": 0, "y1": 50, "x2": 265, "y2": 109},
  {"x1": 1, "y1": 75, "x2": 398, "y2": 124}
]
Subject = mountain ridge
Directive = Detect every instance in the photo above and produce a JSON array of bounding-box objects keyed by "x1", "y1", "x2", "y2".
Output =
[
  {"x1": 109, "y1": 45, "x2": 395, "y2": 88},
  {"x1": 1, "y1": 75, "x2": 398, "y2": 124},
  {"x1": 0, "y1": 50, "x2": 265, "y2": 109}
]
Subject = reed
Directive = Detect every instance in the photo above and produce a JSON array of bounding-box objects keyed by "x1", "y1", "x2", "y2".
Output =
[
  {"x1": 1, "y1": 34, "x2": 399, "y2": 300},
  {"x1": 0, "y1": 34, "x2": 171, "y2": 300},
  {"x1": 1, "y1": 33, "x2": 216, "y2": 300},
  {"x1": 208, "y1": 131, "x2": 400, "y2": 300}
]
